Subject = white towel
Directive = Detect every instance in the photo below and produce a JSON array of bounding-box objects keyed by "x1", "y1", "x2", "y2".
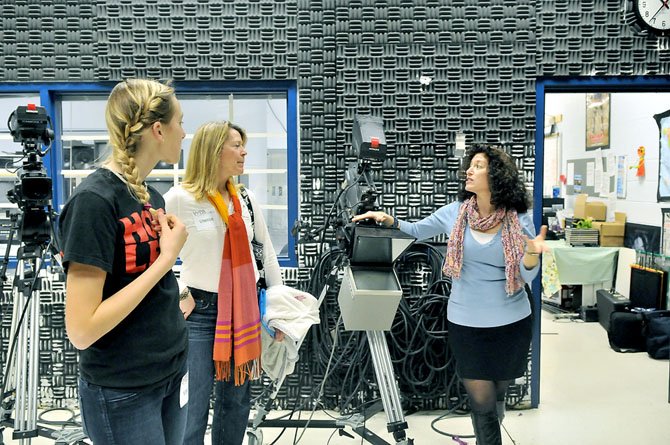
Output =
[{"x1": 261, "y1": 285, "x2": 320, "y2": 380}]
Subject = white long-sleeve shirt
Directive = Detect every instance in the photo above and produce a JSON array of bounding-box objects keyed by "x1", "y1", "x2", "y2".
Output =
[{"x1": 164, "y1": 185, "x2": 283, "y2": 292}]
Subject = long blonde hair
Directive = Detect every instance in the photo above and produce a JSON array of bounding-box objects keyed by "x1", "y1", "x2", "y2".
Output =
[
  {"x1": 182, "y1": 121, "x2": 248, "y2": 201},
  {"x1": 105, "y1": 78, "x2": 176, "y2": 204}
]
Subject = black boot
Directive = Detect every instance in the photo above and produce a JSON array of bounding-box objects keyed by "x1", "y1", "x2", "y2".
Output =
[
  {"x1": 496, "y1": 400, "x2": 505, "y2": 424},
  {"x1": 470, "y1": 410, "x2": 502, "y2": 445}
]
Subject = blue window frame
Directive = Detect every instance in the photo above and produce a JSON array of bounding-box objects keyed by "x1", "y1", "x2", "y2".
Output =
[
  {"x1": 0, "y1": 81, "x2": 298, "y2": 267},
  {"x1": 533, "y1": 74, "x2": 670, "y2": 408}
]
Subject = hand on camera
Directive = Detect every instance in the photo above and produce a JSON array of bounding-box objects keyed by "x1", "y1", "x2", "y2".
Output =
[{"x1": 351, "y1": 211, "x2": 393, "y2": 227}]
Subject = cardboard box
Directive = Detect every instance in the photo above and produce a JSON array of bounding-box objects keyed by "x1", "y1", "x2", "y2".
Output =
[
  {"x1": 600, "y1": 236, "x2": 624, "y2": 247},
  {"x1": 592, "y1": 212, "x2": 626, "y2": 247},
  {"x1": 573, "y1": 194, "x2": 607, "y2": 221}
]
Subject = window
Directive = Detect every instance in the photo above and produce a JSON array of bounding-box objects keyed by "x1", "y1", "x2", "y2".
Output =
[{"x1": 0, "y1": 82, "x2": 298, "y2": 266}]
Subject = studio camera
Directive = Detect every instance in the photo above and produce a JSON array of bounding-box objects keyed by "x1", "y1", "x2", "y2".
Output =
[
  {"x1": 335, "y1": 114, "x2": 389, "y2": 252},
  {"x1": 5, "y1": 104, "x2": 55, "y2": 246},
  {"x1": 6, "y1": 104, "x2": 54, "y2": 208}
]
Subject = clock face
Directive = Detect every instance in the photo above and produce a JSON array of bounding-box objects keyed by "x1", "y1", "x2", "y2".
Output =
[{"x1": 634, "y1": 0, "x2": 670, "y2": 33}]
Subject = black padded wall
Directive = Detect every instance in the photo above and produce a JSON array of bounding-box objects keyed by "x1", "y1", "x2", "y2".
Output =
[
  {"x1": 539, "y1": 0, "x2": 670, "y2": 76},
  {"x1": 2, "y1": 0, "x2": 670, "y2": 410}
]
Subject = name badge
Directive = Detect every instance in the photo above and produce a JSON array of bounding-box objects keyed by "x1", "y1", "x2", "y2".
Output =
[{"x1": 193, "y1": 209, "x2": 217, "y2": 231}]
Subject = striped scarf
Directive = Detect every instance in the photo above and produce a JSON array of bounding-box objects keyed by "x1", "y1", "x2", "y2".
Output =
[
  {"x1": 443, "y1": 196, "x2": 526, "y2": 295},
  {"x1": 208, "y1": 180, "x2": 261, "y2": 385}
]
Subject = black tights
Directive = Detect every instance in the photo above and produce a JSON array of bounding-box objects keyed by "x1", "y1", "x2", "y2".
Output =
[{"x1": 461, "y1": 378, "x2": 511, "y2": 415}]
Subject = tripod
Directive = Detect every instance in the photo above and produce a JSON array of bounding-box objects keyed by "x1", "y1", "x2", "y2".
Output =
[
  {"x1": 248, "y1": 328, "x2": 412, "y2": 445},
  {"x1": 0, "y1": 211, "x2": 86, "y2": 445},
  {"x1": 248, "y1": 240, "x2": 415, "y2": 445}
]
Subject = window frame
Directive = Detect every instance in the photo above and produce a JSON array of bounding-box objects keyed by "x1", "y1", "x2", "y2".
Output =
[{"x1": 0, "y1": 81, "x2": 299, "y2": 267}]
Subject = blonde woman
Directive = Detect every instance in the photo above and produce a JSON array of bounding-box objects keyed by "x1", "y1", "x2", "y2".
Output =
[
  {"x1": 164, "y1": 121, "x2": 283, "y2": 445},
  {"x1": 59, "y1": 79, "x2": 189, "y2": 445}
]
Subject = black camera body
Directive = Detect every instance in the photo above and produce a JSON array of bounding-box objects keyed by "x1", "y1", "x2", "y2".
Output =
[
  {"x1": 9, "y1": 105, "x2": 53, "y2": 146},
  {"x1": 7, "y1": 159, "x2": 53, "y2": 209},
  {"x1": 6, "y1": 104, "x2": 55, "y2": 246},
  {"x1": 334, "y1": 115, "x2": 388, "y2": 255},
  {"x1": 6, "y1": 105, "x2": 54, "y2": 208}
]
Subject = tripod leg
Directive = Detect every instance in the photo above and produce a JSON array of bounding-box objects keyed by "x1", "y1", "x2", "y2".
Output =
[
  {"x1": 8, "y1": 260, "x2": 41, "y2": 444},
  {"x1": 366, "y1": 330, "x2": 412, "y2": 444}
]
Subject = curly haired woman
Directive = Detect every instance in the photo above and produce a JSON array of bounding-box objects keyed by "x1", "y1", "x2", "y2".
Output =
[{"x1": 353, "y1": 145, "x2": 549, "y2": 445}]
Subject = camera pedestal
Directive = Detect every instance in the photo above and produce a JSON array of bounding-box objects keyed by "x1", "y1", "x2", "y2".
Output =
[
  {"x1": 0, "y1": 246, "x2": 86, "y2": 445},
  {"x1": 365, "y1": 330, "x2": 412, "y2": 444},
  {"x1": 247, "y1": 329, "x2": 412, "y2": 445},
  {"x1": 0, "y1": 215, "x2": 84, "y2": 444},
  {"x1": 247, "y1": 259, "x2": 414, "y2": 445}
]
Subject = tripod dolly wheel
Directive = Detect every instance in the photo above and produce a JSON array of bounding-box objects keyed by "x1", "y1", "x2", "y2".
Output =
[{"x1": 246, "y1": 428, "x2": 263, "y2": 445}]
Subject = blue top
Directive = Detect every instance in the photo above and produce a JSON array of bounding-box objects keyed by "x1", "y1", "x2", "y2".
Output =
[{"x1": 398, "y1": 201, "x2": 539, "y2": 328}]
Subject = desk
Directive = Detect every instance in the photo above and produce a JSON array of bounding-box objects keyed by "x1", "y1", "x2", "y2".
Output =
[{"x1": 542, "y1": 240, "x2": 620, "y2": 307}]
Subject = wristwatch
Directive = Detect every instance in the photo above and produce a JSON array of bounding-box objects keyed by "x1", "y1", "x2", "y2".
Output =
[{"x1": 390, "y1": 216, "x2": 400, "y2": 229}]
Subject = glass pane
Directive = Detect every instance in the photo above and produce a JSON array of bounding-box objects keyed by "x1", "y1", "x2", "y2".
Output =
[
  {"x1": 60, "y1": 96, "x2": 109, "y2": 202},
  {"x1": 146, "y1": 178, "x2": 174, "y2": 196},
  {"x1": 56, "y1": 91, "x2": 291, "y2": 260},
  {"x1": 175, "y1": 94, "x2": 231, "y2": 171},
  {"x1": 233, "y1": 93, "x2": 288, "y2": 257}
]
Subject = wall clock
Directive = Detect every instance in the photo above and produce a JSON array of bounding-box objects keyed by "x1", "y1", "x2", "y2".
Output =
[{"x1": 633, "y1": 0, "x2": 670, "y2": 35}]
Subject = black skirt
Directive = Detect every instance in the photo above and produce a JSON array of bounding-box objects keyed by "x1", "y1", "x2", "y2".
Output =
[{"x1": 447, "y1": 315, "x2": 532, "y2": 381}]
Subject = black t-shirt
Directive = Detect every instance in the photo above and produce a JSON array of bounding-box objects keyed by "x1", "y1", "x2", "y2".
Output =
[{"x1": 59, "y1": 168, "x2": 187, "y2": 390}]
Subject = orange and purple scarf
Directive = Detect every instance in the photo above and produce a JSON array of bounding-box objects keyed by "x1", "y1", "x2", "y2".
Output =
[
  {"x1": 208, "y1": 181, "x2": 261, "y2": 385},
  {"x1": 443, "y1": 196, "x2": 526, "y2": 295}
]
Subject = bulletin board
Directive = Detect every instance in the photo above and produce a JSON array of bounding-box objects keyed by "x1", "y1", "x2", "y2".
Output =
[
  {"x1": 654, "y1": 108, "x2": 670, "y2": 201},
  {"x1": 565, "y1": 158, "x2": 599, "y2": 197}
]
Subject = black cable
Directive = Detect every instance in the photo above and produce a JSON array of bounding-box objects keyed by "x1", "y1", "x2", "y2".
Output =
[
  {"x1": 37, "y1": 407, "x2": 80, "y2": 428},
  {"x1": 325, "y1": 428, "x2": 338, "y2": 445},
  {"x1": 316, "y1": 173, "x2": 364, "y2": 249},
  {"x1": 302, "y1": 239, "x2": 464, "y2": 414}
]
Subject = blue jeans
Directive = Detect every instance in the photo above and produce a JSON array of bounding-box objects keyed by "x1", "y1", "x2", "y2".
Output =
[
  {"x1": 184, "y1": 288, "x2": 251, "y2": 445},
  {"x1": 78, "y1": 366, "x2": 187, "y2": 445}
]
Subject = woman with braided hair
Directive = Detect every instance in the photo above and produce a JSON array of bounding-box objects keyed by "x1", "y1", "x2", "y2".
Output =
[
  {"x1": 353, "y1": 145, "x2": 549, "y2": 445},
  {"x1": 59, "y1": 79, "x2": 189, "y2": 445}
]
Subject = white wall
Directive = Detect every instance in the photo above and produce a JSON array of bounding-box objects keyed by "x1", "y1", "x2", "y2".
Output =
[{"x1": 545, "y1": 92, "x2": 670, "y2": 226}]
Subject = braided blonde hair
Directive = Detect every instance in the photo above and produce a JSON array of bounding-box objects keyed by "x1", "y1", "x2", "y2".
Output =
[{"x1": 105, "y1": 78, "x2": 176, "y2": 204}]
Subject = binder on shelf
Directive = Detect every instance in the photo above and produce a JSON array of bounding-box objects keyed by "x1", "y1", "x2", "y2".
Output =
[{"x1": 629, "y1": 264, "x2": 666, "y2": 309}]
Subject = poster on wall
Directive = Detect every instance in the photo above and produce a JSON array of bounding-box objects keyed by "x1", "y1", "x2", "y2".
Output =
[
  {"x1": 585, "y1": 93, "x2": 610, "y2": 150},
  {"x1": 616, "y1": 155, "x2": 627, "y2": 199},
  {"x1": 663, "y1": 209, "x2": 670, "y2": 257},
  {"x1": 654, "y1": 109, "x2": 670, "y2": 201}
]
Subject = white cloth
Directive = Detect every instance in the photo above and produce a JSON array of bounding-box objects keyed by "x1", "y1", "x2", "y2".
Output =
[
  {"x1": 261, "y1": 285, "x2": 320, "y2": 380},
  {"x1": 163, "y1": 185, "x2": 283, "y2": 292}
]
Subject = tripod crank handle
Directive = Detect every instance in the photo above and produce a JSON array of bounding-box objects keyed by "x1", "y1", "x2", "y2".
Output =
[{"x1": 338, "y1": 429, "x2": 355, "y2": 439}]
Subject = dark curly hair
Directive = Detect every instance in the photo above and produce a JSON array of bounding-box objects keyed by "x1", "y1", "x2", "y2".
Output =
[{"x1": 457, "y1": 144, "x2": 530, "y2": 213}]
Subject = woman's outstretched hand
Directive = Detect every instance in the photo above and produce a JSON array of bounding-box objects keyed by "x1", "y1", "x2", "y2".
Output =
[
  {"x1": 524, "y1": 225, "x2": 551, "y2": 255},
  {"x1": 351, "y1": 211, "x2": 394, "y2": 227}
]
